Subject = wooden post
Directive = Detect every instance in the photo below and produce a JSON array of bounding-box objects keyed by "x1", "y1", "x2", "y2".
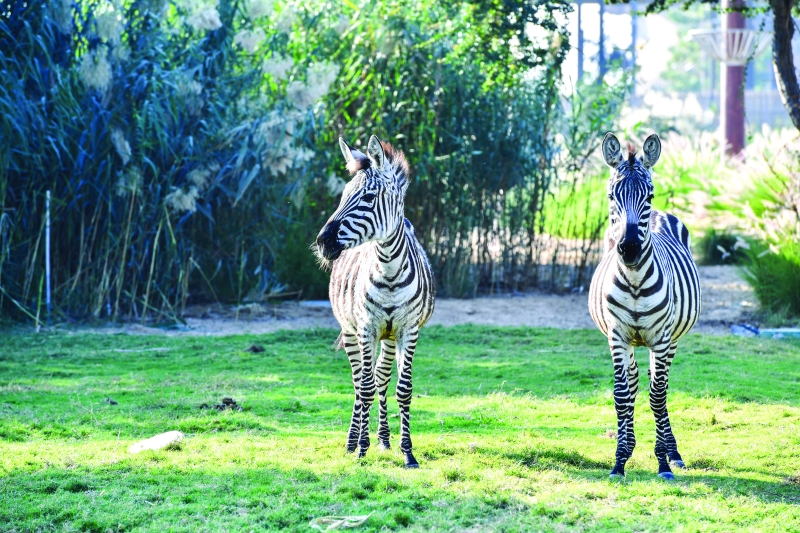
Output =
[{"x1": 721, "y1": 0, "x2": 746, "y2": 155}]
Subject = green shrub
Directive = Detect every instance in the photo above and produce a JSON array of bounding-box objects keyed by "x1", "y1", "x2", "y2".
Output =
[
  {"x1": 694, "y1": 229, "x2": 749, "y2": 265},
  {"x1": 743, "y1": 243, "x2": 800, "y2": 323}
]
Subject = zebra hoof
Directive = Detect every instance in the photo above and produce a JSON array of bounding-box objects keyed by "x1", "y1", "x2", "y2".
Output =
[
  {"x1": 671, "y1": 459, "x2": 686, "y2": 469},
  {"x1": 357, "y1": 447, "x2": 369, "y2": 459},
  {"x1": 379, "y1": 440, "x2": 391, "y2": 451},
  {"x1": 608, "y1": 473, "x2": 625, "y2": 481},
  {"x1": 403, "y1": 452, "x2": 419, "y2": 469},
  {"x1": 658, "y1": 471, "x2": 675, "y2": 480},
  {"x1": 345, "y1": 445, "x2": 357, "y2": 454}
]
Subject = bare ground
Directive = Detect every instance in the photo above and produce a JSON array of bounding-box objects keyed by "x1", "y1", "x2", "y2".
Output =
[{"x1": 70, "y1": 266, "x2": 756, "y2": 337}]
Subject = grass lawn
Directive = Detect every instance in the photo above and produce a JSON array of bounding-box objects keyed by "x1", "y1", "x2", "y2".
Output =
[{"x1": 1, "y1": 326, "x2": 799, "y2": 532}]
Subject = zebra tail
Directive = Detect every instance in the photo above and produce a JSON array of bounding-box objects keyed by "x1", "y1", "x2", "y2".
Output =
[{"x1": 332, "y1": 331, "x2": 345, "y2": 351}]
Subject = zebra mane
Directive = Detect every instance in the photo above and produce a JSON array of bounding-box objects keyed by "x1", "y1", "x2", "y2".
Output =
[
  {"x1": 626, "y1": 141, "x2": 637, "y2": 165},
  {"x1": 347, "y1": 141, "x2": 410, "y2": 184}
]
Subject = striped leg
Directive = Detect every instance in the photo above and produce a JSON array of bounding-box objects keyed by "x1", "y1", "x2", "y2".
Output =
[
  {"x1": 609, "y1": 334, "x2": 636, "y2": 478},
  {"x1": 650, "y1": 339, "x2": 684, "y2": 479},
  {"x1": 376, "y1": 340, "x2": 397, "y2": 450},
  {"x1": 343, "y1": 333, "x2": 362, "y2": 453},
  {"x1": 356, "y1": 331, "x2": 378, "y2": 458},
  {"x1": 396, "y1": 327, "x2": 419, "y2": 468},
  {"x1": 627, "y1": 347, "x2": 640, "y2": 455}
]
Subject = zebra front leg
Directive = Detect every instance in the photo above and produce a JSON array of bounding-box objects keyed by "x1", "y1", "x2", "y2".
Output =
[
  {"x1": 626, "y1": 347, "x2": 640, "y2": 455},
  {"x1": 650, "y1": 339, "x2": 684, "y2": 479},
  {"x1": 356, "y1": 331, "x2": 378, "y2": 458},
  {"x1": 396, "y1": 328, "x2": 419, "y2": 468},
  {"x1": 343, "y1": 333, "x2": 362, "y2": 453},
  {"x1": 609, "y1": 334, "x2": 636, "y2": 478},
  {"x1": 376, "y1": 340, "x2": 397, "y2": 450}
]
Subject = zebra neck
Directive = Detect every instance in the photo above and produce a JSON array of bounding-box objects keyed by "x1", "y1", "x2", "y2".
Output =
[{"x1": 372, "y1": 222, "x2": 408, "y2": 279}]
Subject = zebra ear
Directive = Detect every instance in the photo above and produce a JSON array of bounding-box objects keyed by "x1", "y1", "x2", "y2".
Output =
[
  {"x1": 642, "y1": 133, "x2": 662, "y2": 169},
  {"x1": 367, "y1": 135, "x2": 386, "y2": 169},
  {"x1": 339, "y1": 137, "x2": 369, "y2": 174},
  {"x1": 602, "y1": 132, "x2": 623, "y2": 168}
]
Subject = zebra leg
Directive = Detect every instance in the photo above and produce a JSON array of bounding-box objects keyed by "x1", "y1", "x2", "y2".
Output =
[
  {"x1": 649, "y1": 338, "x2": 683, "y2": 479},
  {"x1": 376, "y1": 340, "x2": 397, "y2": 451},
  {"x1": 343, "y1": 332, "x2": 362, "y2": 454},
  {"x1": 396, "y1": 327, "x2": 419, "y2": 468},
  {"x1": 609, "y1": 334, "x2": 636, "y2": 478},
  {"x1": 356, "y1": 331, "x2": 378, "y2": 458},
  {"x1": 627, "y1": 347, "x2": 640, "y2": 455}
]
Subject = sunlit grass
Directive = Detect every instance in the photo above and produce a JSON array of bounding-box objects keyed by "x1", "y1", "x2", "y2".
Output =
[{"x1": 1, "y1": 327, "x2": 799, "y2": 532}]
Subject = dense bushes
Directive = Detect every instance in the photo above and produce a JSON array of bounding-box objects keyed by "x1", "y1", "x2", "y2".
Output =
[{"x1": 1, "y1": 0, "x2": 625, "y2": 323}]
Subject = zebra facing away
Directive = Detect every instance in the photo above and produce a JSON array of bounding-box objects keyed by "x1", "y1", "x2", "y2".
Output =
[
  {"x1": 589, "y1": 132, "x2": 701, "y2": 480},
  {"x1": 315, "y1": 135, "x2": 435, "y2": 468}
]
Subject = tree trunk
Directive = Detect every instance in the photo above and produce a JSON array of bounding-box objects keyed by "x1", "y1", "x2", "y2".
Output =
[{"x1": 771, "y1": 0, "x2": 800, "y2": 131}]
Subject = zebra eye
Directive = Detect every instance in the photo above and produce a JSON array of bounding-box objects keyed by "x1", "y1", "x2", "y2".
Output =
[
  {"x1": 646, "y1": 194, "x2": 654, "y2": 201},
  {"x1": 362, "y1": 193, "x2": 376, "y2": 203}
]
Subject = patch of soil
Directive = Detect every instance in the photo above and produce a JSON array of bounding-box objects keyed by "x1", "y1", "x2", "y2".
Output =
[{"x1": 66, "y1": 266, "x2": 755, "y2": 337}]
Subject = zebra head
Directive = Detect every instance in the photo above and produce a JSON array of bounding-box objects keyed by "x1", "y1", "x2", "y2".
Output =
[
  {"x1": 315, "y1": 135, "x2": 410, "y2": 263},
  {"x1": 602, "y1": 132, "x2": 662, "y2": 267}
]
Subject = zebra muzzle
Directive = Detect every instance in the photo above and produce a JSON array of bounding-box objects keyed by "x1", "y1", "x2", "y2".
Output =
[{"x1": 316, "y1": 220, "x2": 345, "y2": 260}]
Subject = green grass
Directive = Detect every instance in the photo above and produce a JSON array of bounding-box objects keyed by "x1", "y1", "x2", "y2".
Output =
[{"x1": 1, "y1": 326, "x2": 799, "y2": 532}]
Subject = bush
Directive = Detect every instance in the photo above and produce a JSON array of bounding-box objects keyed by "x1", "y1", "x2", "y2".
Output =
[
  {"x1": 0, "y1": 0, "x2": 628, "y2": 322},
  {"x1": 694, "y1": 229, "x2": 749, "y2": 265},
  {"x1": 743, "y1": 243, "x2": 800, "y2": 323}
]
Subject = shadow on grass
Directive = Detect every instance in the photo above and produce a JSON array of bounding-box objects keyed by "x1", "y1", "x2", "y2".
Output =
[
  {"x1": 0, "y1": 464, "x2": 628, "y2": 533},
  {"x1": 481, "y1": 445, "x2": 800, "y2": 506}
]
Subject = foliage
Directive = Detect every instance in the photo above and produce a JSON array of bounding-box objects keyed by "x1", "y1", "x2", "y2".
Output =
[
  {"x1": 1, "y1": 0, "x2": 629, "y2": 322},
  {"x1": 740, "y1": 131, "x2": 800, "y2": 322},
  {"x1": 1, "y1": 327, "x2": 800, "y2": 531},
  {"x1": 694, "y1": 229, "x2": 749, "y2": 265},
  {"x1": 0, "y1": 0, "x2": 338, "y2": 322}
]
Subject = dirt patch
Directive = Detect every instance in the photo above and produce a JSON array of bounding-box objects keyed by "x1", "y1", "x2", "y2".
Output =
[{"x1": 63, "y1": 266, "x2": 755, "y2": 337}]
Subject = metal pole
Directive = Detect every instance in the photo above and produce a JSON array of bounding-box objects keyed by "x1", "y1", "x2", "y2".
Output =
[
  {"x1": 577, "y1": 0, "x2": 584, "y2": 82},
  {"x1": 630, "y1": 1, "x2": 637, "y2": 98},
  {"x1": 598, "y1": 0, "x2": 606, "y2": 82},
  {"x1": 46, "y1": 190, "x2": 51, "y2": 323},
  {"x1": 721, "y1": 0, "x2": 745, "y2": 155}
]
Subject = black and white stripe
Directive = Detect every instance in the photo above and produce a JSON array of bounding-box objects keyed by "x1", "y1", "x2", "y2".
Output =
[
  {"x1": 589, "y1": 132, "x2": 701, "y2": 479},
  {"x1": 315, "y1": 135, "x2": 435, "y2": 468}
]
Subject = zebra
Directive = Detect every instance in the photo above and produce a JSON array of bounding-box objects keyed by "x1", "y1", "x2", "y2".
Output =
[
  {"x1": 588, "y1": 132, "x2": 701, "y2": 480},
  {"x1": 314, "y1": 135, "x2": 435, "y2": 468}
]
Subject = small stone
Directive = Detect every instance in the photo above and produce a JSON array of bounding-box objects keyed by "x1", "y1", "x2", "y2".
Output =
[
  {"x1": 106, "y1": 398, "x2": 118, "y2": 405},
  {"x1": 128, "y1": 431, "x2": 184, "y2": 454}
]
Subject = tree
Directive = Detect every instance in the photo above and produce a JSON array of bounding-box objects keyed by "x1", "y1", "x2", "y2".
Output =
[{"x1": 609, "y1": 0, "x2": 800, "y2": 133}]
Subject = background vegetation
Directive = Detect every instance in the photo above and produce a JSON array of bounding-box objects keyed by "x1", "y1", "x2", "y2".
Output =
[
  {"x1": 0, "y1": 0, "x2": 630, "y2": 325},
  {"x1": 1, "y1": 327, "x2": 799, "y2": 531}
]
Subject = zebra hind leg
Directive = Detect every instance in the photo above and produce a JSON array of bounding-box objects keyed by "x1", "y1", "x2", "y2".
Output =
[
  {"x1": 609, "y1": 338, "x2": 636, "y2": 478},
  {"x1": 343, "y1": 333, "x2": 362, "y2": 454},
  {"x1": 650, "y1": 340, "x2": 683, "y2": 479},
  {"x1": 376, "y1": 340, "x2": 397, "y2": 450},
  {"x1": 396, "y1": 328, "x2": 419, "y2": 468}
]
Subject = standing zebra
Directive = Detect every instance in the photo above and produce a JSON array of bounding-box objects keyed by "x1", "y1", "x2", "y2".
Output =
[
  {"x1": 589, "y1": 132, "x2": 701, "y2": 480},
  {"x1": 315, "y1": 135, "x2": 435, "y2": 468}
]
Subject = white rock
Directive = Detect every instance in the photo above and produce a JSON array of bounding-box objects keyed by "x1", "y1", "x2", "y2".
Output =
[{"x1": 128, "y1": 431, "x2": 184, "y2": 454}]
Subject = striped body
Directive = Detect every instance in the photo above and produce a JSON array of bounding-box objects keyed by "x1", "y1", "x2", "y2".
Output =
[
  {"x1": 316, "y1": 135, "x2": 434, "y2": 468},
  {"x1": 589, "y1": 210, "x2": 700, "y2": 346},
  {"x1": 588, "y1": 132, "x2": 701, "y2": 479},
  {"x1": 330, "y1": 219, "x2": 434, "y2": 341}
]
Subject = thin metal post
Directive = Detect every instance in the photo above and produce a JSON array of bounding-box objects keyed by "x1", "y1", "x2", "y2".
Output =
[
  {"x1": 630, "y1": 1, "x2": 637, "y2": 98},
  {"x1": 598, "y1": 0, "x2": 606, "y2": 82},
  {"x1": 46, "y1": 190, "x2": 51, "y2": 322},
  {"x1": 577, "y1": 0, "x2": 584, "y2": 82}
]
